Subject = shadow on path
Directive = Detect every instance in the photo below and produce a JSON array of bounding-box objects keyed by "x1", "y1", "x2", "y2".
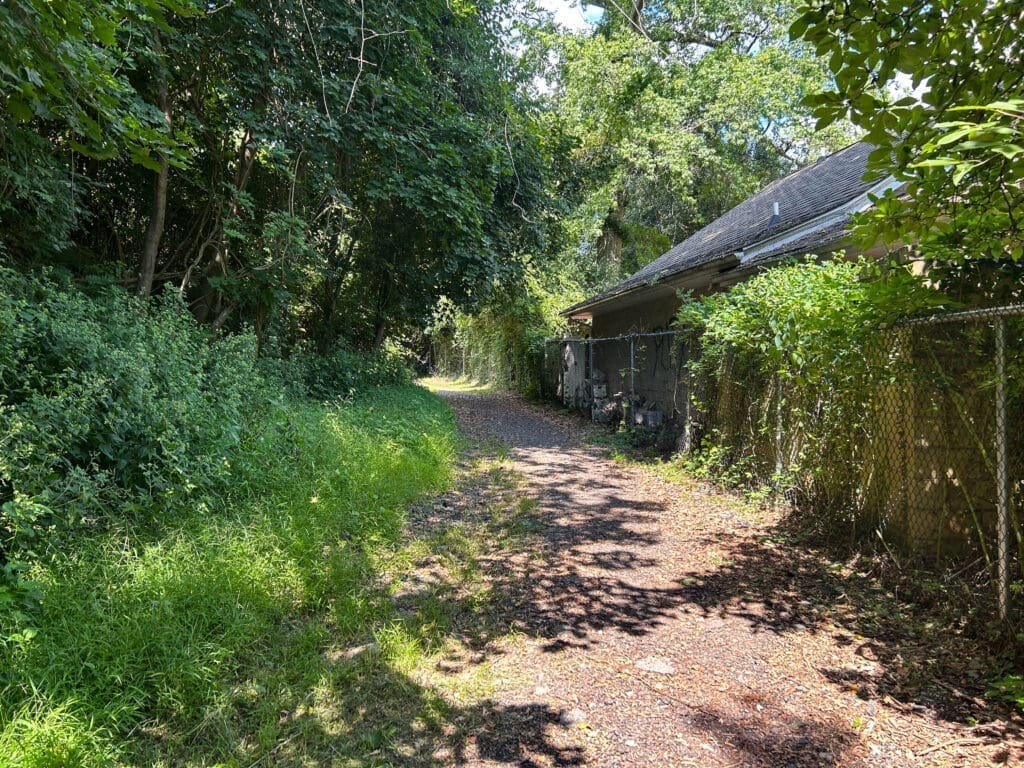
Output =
[{"x1": 351, "y1": 386, "x2": 1024, "y2": 766}]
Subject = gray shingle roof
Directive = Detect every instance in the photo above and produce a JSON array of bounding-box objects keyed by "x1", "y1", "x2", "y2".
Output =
[
  {"x1": 740, "y1": 219, "x2": 851, "y2": 270},
  {"x1": 565, "y1": 141, "x2": 876, "y2": 315}
]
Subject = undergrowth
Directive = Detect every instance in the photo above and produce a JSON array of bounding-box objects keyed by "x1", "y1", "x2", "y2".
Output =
[
  {"x1": 0, "y1": 270, "x2": 466, "y2": 765},
  {"x1": 0, "y1": 386, "x2": 457, "y2": 766}
]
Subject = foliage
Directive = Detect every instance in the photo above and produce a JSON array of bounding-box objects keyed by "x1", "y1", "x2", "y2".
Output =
[
  {"x1": 0, "y1": 385, "x2": 456, "y2": 766},
  {"x1": 0, "y1": 0, "x2": 191, "y2": 158},
  {"x1": 0, "y1": 0, "x2": 551, "y2": 350},
  {"x1": 543, "y1": 0, "x2": 854, "y2": 290},
  {"x1": 674, "y1": 258, "x2": 950, "y2": 504},
  {"x1": 0, "y1": 0, "x2": 192, "y2": 259},
  {"x1": 0, "y1": 269, "x2": 262, "y2": 555},
  {"x1": 677, "y1": 258, "x2": 948, "y2": 381},
  {"x1": 0, "y1": 270, "x2": 413, "y2": 617},
  {"x1": 262, "y1": 344, "x2": 414, "y2": 403},
  {"x1": 430, "y1": 266, "x2": 584, "y2": 396},
  {"x1": 987, "y1": 674, "x2": 1024, "y2": 712},
  {"x1": 792, "y1": 0, "x2": 1024, "y2": 262}
]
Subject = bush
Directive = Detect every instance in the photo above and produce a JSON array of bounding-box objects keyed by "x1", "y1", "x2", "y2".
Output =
[
  {"x1": 675, "y1": 257, "x2": 950, "y2": 507},
  {"x1": 0, "y1": 270, "x2": 269, "y2": 557},
  {"x1": 0, "y1": 269, "x2": 414, "y2": 574},
  {"x1": 0, "y1": 387, "x2": 455, "y2": 766},
  {"x1": 0, "y1": 269, "x2": 452, "y2": 765},
  {"x1": 270, "y1": 344, "x2": 413, "y2": 401}
]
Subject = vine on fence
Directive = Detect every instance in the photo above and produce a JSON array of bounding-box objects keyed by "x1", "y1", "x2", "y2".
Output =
[{"x1": 675, "y1": 257, "x2": 949, "y2": 519}]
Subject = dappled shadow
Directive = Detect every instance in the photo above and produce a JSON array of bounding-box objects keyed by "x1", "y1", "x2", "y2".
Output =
[
  {"x1": 686, "y1": 703, "x2": 862, "y2": 766},
  {"x1": 424, "y1": 387, "x2": 1024, "y2": 763},
  {"x1": 409, "y1": 390, "x2": 696, "y2": 655},
  {"x1": 221, "y1": 652, "x2": 587, "y2": 767},
  {"x1": 178, "y1": 635, "x2": 875, "y2": 768},
  {"x1": 670, "y1": 525, "x2": 1024, "y2": 733}
]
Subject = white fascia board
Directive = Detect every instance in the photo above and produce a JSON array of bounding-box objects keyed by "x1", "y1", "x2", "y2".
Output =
[{"x1": 737, "y1": 176, "x2": 901, "y2": 264}]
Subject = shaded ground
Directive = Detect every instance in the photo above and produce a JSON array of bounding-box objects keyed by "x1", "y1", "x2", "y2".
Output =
[{"x1": 368, "y1": 384, "x2": 1024, "y2": 767}]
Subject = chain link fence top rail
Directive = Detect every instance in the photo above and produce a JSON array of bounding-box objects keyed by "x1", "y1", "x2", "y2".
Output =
[{"x1": 542, "y1": 305, "x2": 1024, "y2": 624}]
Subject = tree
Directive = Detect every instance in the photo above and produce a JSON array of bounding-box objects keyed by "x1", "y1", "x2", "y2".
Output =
[
  {"x1": 544, "y1": 0, "x2": 853, "y2": 289},
  {"x1": 1, "y1": 0, "x2": 552, "y2": 352},
  {"x1": 0, "y1": 0, "x2": 190, "y2": 260},
  {"x1": 792, "y1": 0, "x2": 1024, "y2": 262}
]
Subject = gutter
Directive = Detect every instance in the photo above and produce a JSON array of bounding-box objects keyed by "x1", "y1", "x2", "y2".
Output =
[{"x1": 561, "y1": 256, "x2": 739, "y2": 319}]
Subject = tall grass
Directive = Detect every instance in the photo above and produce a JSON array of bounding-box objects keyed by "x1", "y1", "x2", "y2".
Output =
[{"x1": 0, "y1": 386, "x2": 456, "y2": 766}]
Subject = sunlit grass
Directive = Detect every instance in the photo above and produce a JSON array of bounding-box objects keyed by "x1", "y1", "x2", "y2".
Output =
[
  {"x1": 417, "y1": 375, "x2": 495, "y2": 394},
  {"x1": 0, "y1": 385, "x2": 464, "y2": 767}
]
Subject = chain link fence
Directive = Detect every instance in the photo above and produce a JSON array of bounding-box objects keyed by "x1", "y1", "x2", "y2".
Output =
[
  {"x1": 542, "y1": 330, "x2": 690, "y2": 428},
  {"x1": 542, "y1": 305, "x2": 1024, "y2": 624},
  {"x1": 432, "y1": 332, "x2": 546, "y2": 395}
]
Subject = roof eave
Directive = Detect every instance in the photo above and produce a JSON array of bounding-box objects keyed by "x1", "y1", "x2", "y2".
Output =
[
  {"x1": 562, "y1": 174, "x2": 902, "y2": 320},
  {"x1": 561, "y1": 255, "x2": 741, "y2": 319}
]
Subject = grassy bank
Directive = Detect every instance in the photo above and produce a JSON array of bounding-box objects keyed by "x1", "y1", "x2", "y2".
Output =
[{"x1": 0, "y1": 385, "x2": 457, "y2": 767}]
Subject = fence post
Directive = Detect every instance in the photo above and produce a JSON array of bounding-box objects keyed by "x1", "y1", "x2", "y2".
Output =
[
  {"x1": 629, "y1": 334, "x2": 636, "y2": 400},
  {"x1": 589, "y1": 337, "x2": 598, "y2": 417},
  {"x1": 541, "y1": 341, "x2": 548, "y2": 400},
  {"x1": 995, "y1": 316, "x2": 1010, "y2": 622},
  {"x1": 681, "y1": 336, "x2": 692, "y2": 452},
  {"x1": 774, "y1": 372, "x2": 784, "y2": 484}
]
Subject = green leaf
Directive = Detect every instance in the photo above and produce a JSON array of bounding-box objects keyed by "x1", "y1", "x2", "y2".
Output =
[
  {"x1": 992, "y1": 144, "x2": 1024, "y2": 159},
  {"x1": 935, "y1": 126, "x2": 980, "y2": 146},
  {"x1": 6, "y1": 97, "x2": 33, "y2": 122},
  {"x1": 910, "y1": 157, "x2": 957, "y2": 168},
  {"x1": 129, "y1": 148, "x2": 163, "y2": 172},
  {"x1": 92, "y1": 16, "x2": 117, "y2": 46},
  {"x1": 952, "y1": 160, "x2": 981, "y2": 185}
]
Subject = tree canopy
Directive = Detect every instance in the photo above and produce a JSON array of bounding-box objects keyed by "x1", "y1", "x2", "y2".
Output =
[
  {"x1": 1, "y1": 0, "x2": 552, "y2": 349},
  {"x1": 540, "y1": 0, "x2": 853, "y2": 288},
  {"x1": 15, "y1": 0, "x2": 1005, "y2": 357},
  {"x1": 792, "y1": 0, "x2": 1024, "y2": 263}
]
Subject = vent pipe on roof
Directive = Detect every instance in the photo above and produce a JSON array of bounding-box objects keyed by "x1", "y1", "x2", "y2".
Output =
[
  {"x1": 768, "y1": 200, "x2": 781, "y2": 230},
  {"x1": 773, "y1": 201, "x2": 780, "y2": 217}
]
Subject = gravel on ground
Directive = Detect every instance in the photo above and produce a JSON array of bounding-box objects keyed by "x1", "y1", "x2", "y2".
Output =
[{"x1": 413, "y1": 385, "x2": 1022, "y2": 767}]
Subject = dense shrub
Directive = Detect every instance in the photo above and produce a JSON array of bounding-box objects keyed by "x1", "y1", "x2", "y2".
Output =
[
  {"x1": 0, "y1": 269, "x2": 413, "y2": 570},
  {"x1": 0, "y1": 270, "x2": 261, "y2": 556},
  {"x1": 675, "y1": 258, "x2": 949, "y2": 508},
  {"x1": 0, "y1": 269, "x2": 447, "y2": 766},
  {"x1": 264, "y1": 344, "x2": 414, "y2": 401},
  {"x1": 678, "y1": 258, "x2": 947, "y2": 381}
]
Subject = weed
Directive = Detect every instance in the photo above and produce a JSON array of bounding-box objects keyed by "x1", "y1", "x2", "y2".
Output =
[
  {"x1": 987, "y1": 674, "x2": 1024, "y2": 712},
  {"x1": 0, "y1": 385, "x2": 458, "y2": 766}
]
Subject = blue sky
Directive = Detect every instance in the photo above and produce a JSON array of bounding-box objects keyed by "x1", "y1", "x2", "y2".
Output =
[{"x1": 536, "y1": 0, "x2": 604, "y2": 30}]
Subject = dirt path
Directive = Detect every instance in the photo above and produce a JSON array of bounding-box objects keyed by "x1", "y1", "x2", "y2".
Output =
[{"x1": 418, "y1": 385, "x2": 1021, "y2": 767}]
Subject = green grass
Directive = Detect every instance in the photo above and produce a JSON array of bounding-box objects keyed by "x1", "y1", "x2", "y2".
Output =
[
  {"x1": 0, "y1": 385, "x2": 460, "y2": 767},
  {"x1": 417, "y1": 375, "x2": 495, "y2": 394}
]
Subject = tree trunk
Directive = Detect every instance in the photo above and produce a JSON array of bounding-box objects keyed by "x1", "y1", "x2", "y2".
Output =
[
  {"x1": 590, "y1": 0, "x2": 645, "y2": 27},
  {"x1": 373, "y1": 319, "x2": 388, "y2": 350},
  {"x1": 192, "y1": 127, "x2": 256, "y2": 323},
  {"x1": 595, "y1": 188, "x2": 628, "y2": 274},
  {"x1": 371, "y1": 268, "x2": 392, "y2": 350},
  {"x1": 137, "y1": 36, "x2": 172, "y2": 298}
]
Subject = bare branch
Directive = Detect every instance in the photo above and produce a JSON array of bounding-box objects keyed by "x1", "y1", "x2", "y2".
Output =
[
  {"x1": 590, "y1": 0, "x2": 652, "y2": 40},
  {"x1": 503, "y1": 115, "x2": 531, "y2": 221},
  {"x1": 299, "y1": 0, "x2": 333, "y2": 125}
]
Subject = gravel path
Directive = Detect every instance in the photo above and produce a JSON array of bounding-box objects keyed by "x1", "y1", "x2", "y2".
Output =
[{"x1": 425, "y1": 386, "x2": 1021, "y2": 768}]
